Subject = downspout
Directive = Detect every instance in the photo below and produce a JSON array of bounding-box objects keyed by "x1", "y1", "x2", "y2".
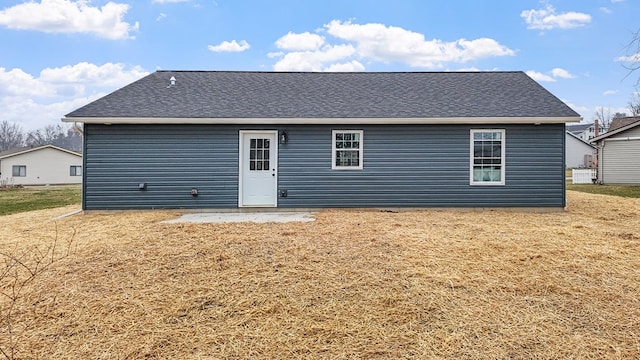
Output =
[
  {"x1": 596, "y1": 141, "x2": 605, "y2": 184},
  {"x1": 73, "y1": 122, "x2": 84, "y2": 135},
  {"x1": 81, "y1": 124, "x2": 87, "y2": 210},
  {"x1": 562, "y1": 126, "x2": 566, "y2": 209}
]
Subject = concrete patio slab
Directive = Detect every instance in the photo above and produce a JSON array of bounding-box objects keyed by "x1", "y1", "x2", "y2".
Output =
[{"x1": 162, "y1": 211, "x2": 316, "y2": 224}]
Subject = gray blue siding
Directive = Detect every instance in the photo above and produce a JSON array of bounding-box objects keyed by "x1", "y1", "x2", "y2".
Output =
[{"x1": 83, "y1": 124, "x2": 565, "y2": 209}]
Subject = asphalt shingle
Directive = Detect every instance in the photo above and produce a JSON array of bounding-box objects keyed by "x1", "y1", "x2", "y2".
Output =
[{"x1": 65, "y1": 71, "x2": 580, "y2": 120}]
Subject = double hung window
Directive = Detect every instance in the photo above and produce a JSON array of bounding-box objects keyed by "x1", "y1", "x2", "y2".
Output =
[
  {"x1": 332, "y1": 130, "x2": 363, "y2": 170},
  {"x1": 470, "y1": 129, "x2": 505, "y2": 185}
]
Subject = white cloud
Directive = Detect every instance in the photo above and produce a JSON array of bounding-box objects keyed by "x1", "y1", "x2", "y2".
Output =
[
  {"x1": 275, "y1": 32, "x2": 325, "y2": 51},
  {"x1": 152, "y1": 0, "x2": 190, "y2": 3},
  {"x1": 562, "y1": 99, "x2": 591, "y2": 119},
  {"x1": 603, "y1": 90, "x2": 618, "y2": 96},
  {"x1": 526, "y1": 70, "x2": 556, "y2": 82},
  {"x1": 521, "y1": 5, "x2": 591, "y2": 30},
  {"x1": 0, "y1": 63, "x2": 148, "y2": 130},
  {"x1": 273, "y1": 44, "x2": 356, "y2": 72},
  {"x1": 551, "y1": 68, "x2": 574, "y2": 79},
  {"x1": 616, "y1": 53, "x2": 640, "y2": 62},
  {"x1": 0, "y1": 0, "x2": 138, "y2": 40},
  {"x1": 40, "y1": 62, "x2": 148, "y2": 88},
  {"x1": 0, "y1": 68, "x2": 56, "y2": 97},
  {"x1": 325, "y1": 20, "x2": 514, "y2": 68},
  {"x1": 454, "y1": 67, "x2": 480, "y2": 72},
  {"x1": 527, "y1": 68, "x2": 576, "y2": 82},
  {"x1": 323, "y1": 61, "x2": 366, "y2": 72},
  {"x1": 271, "y1": 20, "x2": 514, "y2": 71},
  {"x1": 208, "y1": 40, "x2": 250, "y2": 52},
  {"x1": 156, "y1": 13, "x2": 167, "y2": 21},
  {"x1": 267, "y1": 51, "x2": 285, "y2": 58},
  {"x1": 599, "y1": 7, "x2": 613, "y2": 14}
]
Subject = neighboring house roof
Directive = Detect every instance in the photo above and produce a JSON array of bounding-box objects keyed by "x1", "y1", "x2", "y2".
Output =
[
  {"x1": 63, "y1": 71, "x2": 581, "y2": 125},
  {"x1": 566, "y1": 131, "x2": 596, "y2": 148},
  {"x1": 0, "y1": 144, "x2": 82, "y2": 160},
  {"x1": 566, "y1": 123, "x2": 592, "y2": 134},
  {"x1": 590, "y1": 118, "x2": 640, "y2": 142},
  {"x1": 608, "y1": 116, "x2": 640, "y2": 132}
]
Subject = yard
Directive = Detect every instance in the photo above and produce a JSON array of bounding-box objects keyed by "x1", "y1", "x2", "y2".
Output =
[
  {"x1": 1, "y1": 191, "x2": 639, "y2": 359},
  {"x1": 0, "y1": 185, "x2": 81, "y2": 216}
]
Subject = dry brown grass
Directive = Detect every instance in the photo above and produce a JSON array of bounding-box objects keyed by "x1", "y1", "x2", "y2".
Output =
[{"x1": 1, "y1": 192, "x2": 639, "y2": 359}]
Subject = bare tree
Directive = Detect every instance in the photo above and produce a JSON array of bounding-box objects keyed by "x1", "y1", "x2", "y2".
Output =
[
  {"x1": 629, "y1": 91, "x2": 640, "y2": 116},
  {"x1": 25, "y1": 124, "x2": 63, "y2": 148},
  {"x1": 594, "y1": 106, "x2": 613, "y2": 132},
  {"x1": 25, "y1": 124, "x2": 82, "y2": 152},
  {"x1": 623, "y1": 28, "x2": 640, "y2": 84},
  {"x1": 0, "y1": 122, "x2": 25, "y2": 152}
]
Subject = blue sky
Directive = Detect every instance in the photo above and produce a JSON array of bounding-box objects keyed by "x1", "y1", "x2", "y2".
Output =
[{"x1": 1, "y1": 0, "x2": 639, "y2": 130}]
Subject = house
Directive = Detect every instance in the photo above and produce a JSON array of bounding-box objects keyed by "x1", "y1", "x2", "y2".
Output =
[
  {"x1": 567, "y1": 122, "x2": 599, "y2": 141},
  {"x1": 62, "y1": 71, "x2": 581, "y2": 210},
  {"x1": 0, "y1": 145, "x2": 83, "y2": 186},
  {"x1": 565, "y1": 131, "x2": 596, "y2": 168},
  {"x1": 590, "y1": 118, "x2": 640, "y2": 184}
]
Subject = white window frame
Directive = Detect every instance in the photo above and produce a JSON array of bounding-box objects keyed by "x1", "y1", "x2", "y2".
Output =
[
  {"x1": 332, "y1": 130, "x2": 364, "y2": 170},
  {"x1": 470, "y1": 129, "x2": 505, "y2": 186},
  {"x1": 12, "y1": 165, "x2": 26, "y2": 177}
]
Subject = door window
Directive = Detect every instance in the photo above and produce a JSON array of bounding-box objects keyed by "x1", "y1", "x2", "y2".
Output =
[{"x1": 249, "y1": 138, "x2": 270, "y2": 171}]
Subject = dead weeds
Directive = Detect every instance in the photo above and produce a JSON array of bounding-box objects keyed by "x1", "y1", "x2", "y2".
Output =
[{"x1": 1, "y1": 191, "x2": 639, "y2": 359}]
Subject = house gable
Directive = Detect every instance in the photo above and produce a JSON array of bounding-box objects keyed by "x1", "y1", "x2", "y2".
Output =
[{"x1": 0, "y1": 145, "x2": 82, "y2": 186}]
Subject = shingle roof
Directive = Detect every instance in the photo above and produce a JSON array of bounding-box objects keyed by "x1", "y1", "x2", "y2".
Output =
[
  {"x1": 64, "y1": 71, "x2": 580, "y2": 121},
  {"x1": 591, "y1": 117, "x2": 640, "y2": 142},
  {"x1": 566, "y1": 123, "x2": 592, "y2": 134},
  {"x1": 0, "y1": 145, "x2": 82, "y2": 159},
  {"x1": 608, "y1": 116, "x2": 640, "y2": 132}
]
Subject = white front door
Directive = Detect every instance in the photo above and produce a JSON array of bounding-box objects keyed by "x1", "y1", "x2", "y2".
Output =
[{"x1": 239, "y1": 131, "x2": 278, "y2": 207}]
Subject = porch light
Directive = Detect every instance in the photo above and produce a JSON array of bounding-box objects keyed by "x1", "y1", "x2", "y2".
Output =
[{"x1": 279, "y1": 130, "x2": 288, "y2": 144}]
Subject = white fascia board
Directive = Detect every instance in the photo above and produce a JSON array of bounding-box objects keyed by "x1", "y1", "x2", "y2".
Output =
[
  {"x1": 590, "y1": 121, "x2": 640, "y2": 143},
  {"x1": 63, "y1": 116, "x2": 581, "y2": 125},
  {"x1": 0, "y1": 144, "x2": 81, "y2": 160}
]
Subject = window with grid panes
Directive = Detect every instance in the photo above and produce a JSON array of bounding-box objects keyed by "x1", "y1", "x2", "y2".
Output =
[
  {"x1": 332, "y1": 130, "x2": 363, "y2": 170},
  {"x1": 249, "y1": 138, "x2": 270, "y2": 171},
  {"x1": 470, "y1": 129, "x2": 505, "y2": 185}
]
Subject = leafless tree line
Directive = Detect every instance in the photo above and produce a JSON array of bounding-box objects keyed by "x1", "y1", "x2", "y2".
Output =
[{"x1": 0, "y1": 121, "x2": 82, "y2": 153}]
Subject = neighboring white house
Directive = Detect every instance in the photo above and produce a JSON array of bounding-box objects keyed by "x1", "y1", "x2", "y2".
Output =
[
  {"x1": 590, "y1": 119, "x2": 640, "y2": 184},
  {"x1": 565, "y1": 131, "x2": 596, "y2": 168},
  {"x1": 0, "y1": 145, "x2": 82, "y2": 186},
  {"x1": 567, "y1": 123, "x2": 598, "y2": 142}
]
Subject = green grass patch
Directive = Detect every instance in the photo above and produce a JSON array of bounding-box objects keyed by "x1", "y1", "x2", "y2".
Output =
[
  {"x1": 567, "y1": 182, "x2": 640, "y2": 198},
  {"x1": 0, "y1": 185, "x2": 81, "y2": 216}
]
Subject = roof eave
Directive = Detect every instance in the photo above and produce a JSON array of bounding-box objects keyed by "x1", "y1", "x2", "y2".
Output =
[
  {"x1": 62, "y1": 116, "x2": 581, "y2": 125},
  {"x1": 0, "y1": 144, "x2": 81, "y2": 159},
  {"x1": 590, "y1": 120, "x2": 640, "y2": 143}
]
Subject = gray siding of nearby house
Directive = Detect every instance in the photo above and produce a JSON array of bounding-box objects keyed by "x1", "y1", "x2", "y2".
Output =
[
  {"x1": 598, "y1": 125, "x2": 640, "y2": 184},
  {"x1": 83, "y1": 123, "x2": 565, "y2": 210}
]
